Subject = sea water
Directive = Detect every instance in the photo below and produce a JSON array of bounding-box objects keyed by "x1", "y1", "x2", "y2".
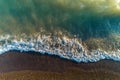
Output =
[{"x1": 0, "y1": 0, "x2": 120, "y2": 62}]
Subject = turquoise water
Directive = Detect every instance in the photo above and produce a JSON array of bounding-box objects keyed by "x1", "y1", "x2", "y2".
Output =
[{"x1": 0, "y1": 0, "x2": 120, "y2": 62}]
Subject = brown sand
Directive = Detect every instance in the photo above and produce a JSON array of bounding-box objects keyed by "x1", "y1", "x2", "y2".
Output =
[{"x1": 0, "y1": 50, "x2": 120, "y2": 80}]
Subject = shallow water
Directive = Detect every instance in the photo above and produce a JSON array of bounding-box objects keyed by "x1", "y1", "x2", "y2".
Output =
[{"x1": 0, "y1": 0, "x2": 120, "y2": 62}]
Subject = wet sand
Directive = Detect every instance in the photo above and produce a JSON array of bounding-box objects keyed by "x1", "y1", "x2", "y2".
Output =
[{"x1": 0, "y1": 50, "x2": 120, "y2": 80}]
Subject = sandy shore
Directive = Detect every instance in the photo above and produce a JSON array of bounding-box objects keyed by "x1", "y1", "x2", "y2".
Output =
[{"x1": 0, "y1": 50, "x2": 120, "y2": 80}]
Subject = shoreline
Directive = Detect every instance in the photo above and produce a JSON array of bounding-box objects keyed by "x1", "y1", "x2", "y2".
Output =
[
  {"x1": 0, "y1": 50, "x2": 120, "y2": 79},
  {"x1": 0, "y1": 50, "x2": 120, "y2": 73}
]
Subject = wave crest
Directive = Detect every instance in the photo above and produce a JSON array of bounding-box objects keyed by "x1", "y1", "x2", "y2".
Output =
[{"x1": 0, "y1": 34, "x2": 120, "y2": 63}]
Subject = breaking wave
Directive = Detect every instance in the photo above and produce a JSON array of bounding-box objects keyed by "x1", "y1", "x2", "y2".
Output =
[{"x1": 0, "y1": 34, "x2": 120, "y2": 63}]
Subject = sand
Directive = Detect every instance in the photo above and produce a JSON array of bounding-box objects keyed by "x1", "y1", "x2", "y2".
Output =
[{"x1": 0, "y1": 50, "x2": 120, "y2": 80}]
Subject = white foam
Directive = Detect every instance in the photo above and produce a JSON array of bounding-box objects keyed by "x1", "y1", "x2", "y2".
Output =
[{"x1": 0, "y1": 34, "x2": 120, "y2": 63}]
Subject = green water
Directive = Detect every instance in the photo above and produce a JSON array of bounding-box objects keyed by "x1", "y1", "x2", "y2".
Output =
[{"x1": 0, "y1": 0, "x2": 120, "y2": 50}]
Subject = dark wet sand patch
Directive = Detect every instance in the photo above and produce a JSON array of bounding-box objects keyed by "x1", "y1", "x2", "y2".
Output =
[{"x1": 0, "y1": 50, "x2": 120, "y2": 80}]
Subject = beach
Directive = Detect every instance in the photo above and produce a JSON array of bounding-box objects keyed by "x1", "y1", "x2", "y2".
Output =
[
  {"x1": 0, "y1": 50, "x2": 120, "y2": 80},
  {"x1": 0, "y1": 0, "x2": 120, "y2": 80}
]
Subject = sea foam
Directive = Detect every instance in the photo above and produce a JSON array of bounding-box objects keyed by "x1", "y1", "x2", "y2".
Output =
[{"x1": 0, "y1": 34, "x2": 120, "y2": 63}]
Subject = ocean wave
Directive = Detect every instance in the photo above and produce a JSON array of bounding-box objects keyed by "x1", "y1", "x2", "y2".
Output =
[{"x1": 0, "y1": 34, "x2": 120, "y2": 63}]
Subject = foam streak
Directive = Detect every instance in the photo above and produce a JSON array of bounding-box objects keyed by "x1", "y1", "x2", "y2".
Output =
[{"x1": 0, "y1": 34, "x2": 120, "y2": 63}]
